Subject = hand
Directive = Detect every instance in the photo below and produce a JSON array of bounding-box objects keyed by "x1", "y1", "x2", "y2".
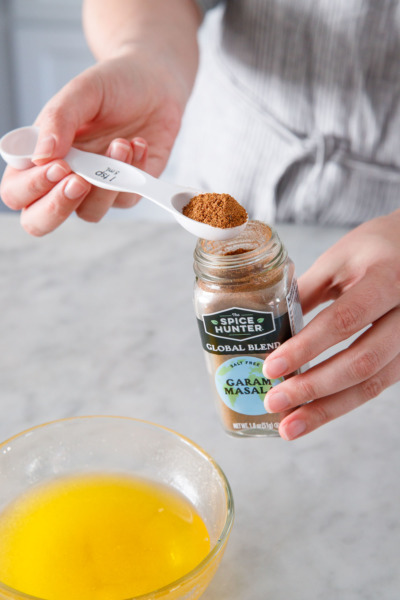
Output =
[
  {"x1": 263, "y1": 210, "x2": 400, "y2": 440},
  {"x1": 0, "y1": 50, "x2": 185, "y2": 235}
]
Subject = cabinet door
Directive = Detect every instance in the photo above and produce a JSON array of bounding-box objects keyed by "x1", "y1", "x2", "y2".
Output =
[
  {"x1": 0, "y1": 1, "x2": 14, "y2": 135},
  {"x1": 13, "y1": 25, "x2": 94, "y2": 126},
  {"x1": 0, "y1": 0, "x2": 15, "y2": 186}
]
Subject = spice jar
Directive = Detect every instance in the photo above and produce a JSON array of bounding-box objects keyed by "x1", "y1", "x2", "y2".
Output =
[{"x1": 193, "y1": 220, "x2": 304, "y2": 437}]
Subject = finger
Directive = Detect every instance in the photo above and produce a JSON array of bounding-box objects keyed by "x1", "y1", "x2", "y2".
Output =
[
  {"x1": 20, "y1": 174, "x2": 91, "y2": 236},
  {"x1": 297, "y1": 233, "x2": 365, "y2": 315},
  {"x1": 277, "y1": 353, "x2": 400, "y2": 440},
  {"x1": 131, "y1": 137, "x2": 147, "y2": 165},
  {"x1": 32, "y1": 67, "x2": 104, "y2": 165},
  {"x1": 0, "y1": 161, "x2": 72, "y2": 211},
  {"x1": 264, "y1": 306, "x2": 400, "y2": 412},
  {"x1": 112, "y1": 137, "x2": 148, "y2": 209},
  {"x1": 297, "y1": 265, "x2": 335, "y2": 316},
  {"x1": 264, "y1": 266, "x2": 400, "y2": 379}
]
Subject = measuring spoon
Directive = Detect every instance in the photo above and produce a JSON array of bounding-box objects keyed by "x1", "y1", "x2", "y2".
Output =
[{"x1": 0, "y1": 126, "x2": 247, "y2": 241}]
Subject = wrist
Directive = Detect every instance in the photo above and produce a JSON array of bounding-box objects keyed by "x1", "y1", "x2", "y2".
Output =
[
  {"x1": 83, "y1": 0, "x2": 200, "y2": 109},
  {"x1": 92, "y1": 42, "x2": 196, "y2": 119}
]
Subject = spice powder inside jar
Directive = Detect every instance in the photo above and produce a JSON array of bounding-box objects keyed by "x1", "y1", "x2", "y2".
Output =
[{"x1": 193, "y1": 220, "x2": 304, "y2": 437}]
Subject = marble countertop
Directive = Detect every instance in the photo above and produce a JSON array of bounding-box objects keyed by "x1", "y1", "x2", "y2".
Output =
[{"x1": 0, "y1": 214, "x2": 399, "y2": 600}]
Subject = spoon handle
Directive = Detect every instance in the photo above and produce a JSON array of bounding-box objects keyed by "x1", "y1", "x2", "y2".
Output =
[
  {"x1": 0, "y1": 126, "x2": 182, "y2": 217},
  {"x1": 66, "y1": 147, "x2": 177, "y2": 215}
]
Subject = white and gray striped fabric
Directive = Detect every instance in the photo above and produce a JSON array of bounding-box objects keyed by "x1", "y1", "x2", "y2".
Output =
[{"x1": 172, "y1": 0, "x2": 400, "y2": 226}]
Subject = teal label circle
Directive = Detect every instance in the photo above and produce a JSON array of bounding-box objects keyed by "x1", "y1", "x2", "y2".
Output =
[{"x1": 215, "y1": 356, "x2": 283, "y2": 415}]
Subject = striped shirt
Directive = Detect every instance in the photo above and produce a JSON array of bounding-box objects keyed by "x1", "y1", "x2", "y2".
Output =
[{"x1": 172, "y1": 0, "x2": 400, "y2": 225}]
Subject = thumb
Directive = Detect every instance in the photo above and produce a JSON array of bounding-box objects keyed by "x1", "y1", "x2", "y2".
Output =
[
  {"x1": 298, "y1": 230, "x2": 364, "y2": 314},
  {"x1": 298, "y1": 254, "x2": 339, "y2": 315},
  {"x1": 298, "y1": 269, "x2": 329, "y2": 316},
  {"x1": 32, "y1": 67, "x2": 103, "y2": 165}
]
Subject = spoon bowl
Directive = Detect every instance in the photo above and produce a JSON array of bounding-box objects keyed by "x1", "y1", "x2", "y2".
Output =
[
  {"x1": 0, "y1": 126, "x2": 38, "y2": 170},
  {"x1": 0, "y1": 126, "x2": 248, "y2": 241}
]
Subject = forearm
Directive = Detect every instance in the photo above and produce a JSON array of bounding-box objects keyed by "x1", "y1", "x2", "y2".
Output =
[{"x1": 82, "y1": 0, "x2": 201, "y2": 103}]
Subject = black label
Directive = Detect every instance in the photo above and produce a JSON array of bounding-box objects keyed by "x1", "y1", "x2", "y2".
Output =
[{"x1": 197, "y1": 308, "x2": 292, "y2": 355}]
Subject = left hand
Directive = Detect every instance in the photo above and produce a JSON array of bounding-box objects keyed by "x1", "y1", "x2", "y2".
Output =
[
  {"x1": 0, "y1": 48, "x2": 186, "y2": 235},
  {"x1": 263, "y1": 209, "x2": 400, "y2": 440}
]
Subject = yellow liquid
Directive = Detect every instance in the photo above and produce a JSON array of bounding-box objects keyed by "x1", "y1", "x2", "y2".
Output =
[{"x1": 0, "y1": 473, "x2": 210, "y2": 600}]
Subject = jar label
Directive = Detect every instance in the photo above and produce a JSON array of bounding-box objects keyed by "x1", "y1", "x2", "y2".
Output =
[
  {"x1": 197, "y1": 307, "x2": 291, "y2": 355},
  {"x1": 215, "y1": 356, "x2": 283, "y2": 415}
]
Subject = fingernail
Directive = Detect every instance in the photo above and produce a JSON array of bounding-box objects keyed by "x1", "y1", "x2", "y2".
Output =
[
  {"x1": 265, "y1": 391, "x2": 291, "y2": 413},
  {"x1": 110, "y1": 141, "x2": 130, "y2": 162},
  {"x1": 64, "y1": 177, "x2": 90, "y2": 200},
  {"x1": 46, "y1": 163, "x2": 69, "y2": 183},
  {"x1": 33, "y1": 135, "x2": 56, "y2": 161},
  {"x1": 133, "y1": 140, "x2": 146, "y2": 163},
  {"x1": 280, "y1": 419, "x2": 306, "y2": 441},
  {"x1": 263, "y1": 357, "x2": 288, "y2": 378}
]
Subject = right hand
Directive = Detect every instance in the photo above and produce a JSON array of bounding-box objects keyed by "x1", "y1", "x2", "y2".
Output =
[{"x1": 0, "y1": 49, "x2": 186, "y2": 235}]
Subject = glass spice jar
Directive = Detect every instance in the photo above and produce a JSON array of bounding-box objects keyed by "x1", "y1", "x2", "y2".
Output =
[{"x1": 193, "y1": 220, "x2": 305, "y2": 438}]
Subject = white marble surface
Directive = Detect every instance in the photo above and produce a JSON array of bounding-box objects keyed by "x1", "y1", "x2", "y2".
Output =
[{"x1": 0, "y1": 214, "x2": 399, "y2": 600}]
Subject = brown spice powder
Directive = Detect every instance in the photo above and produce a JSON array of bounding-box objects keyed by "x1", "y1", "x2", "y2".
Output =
[
  {"x1": 183, "y1": 193, "x2": 248, "y2": 228},
  {"x1": 196, "y1": 223, "x2": 284, "y2": 292},
  {"x1": 224, "y1": 248, "x2": 250, "y2": 255}
]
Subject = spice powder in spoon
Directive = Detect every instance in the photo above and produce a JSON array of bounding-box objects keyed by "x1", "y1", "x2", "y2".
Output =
[{"x1": 183, "y1": 193, "x2": 248, "y2": 228}]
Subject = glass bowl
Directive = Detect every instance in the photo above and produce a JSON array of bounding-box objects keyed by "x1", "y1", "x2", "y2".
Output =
[{"x1": 0, "y1": 416, "x2": 234, "y2": 600}]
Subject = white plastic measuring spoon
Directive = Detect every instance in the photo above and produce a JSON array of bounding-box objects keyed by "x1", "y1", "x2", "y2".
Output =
[{"x1": 0, "y1": 126, "x2": 248, "y2": 241}]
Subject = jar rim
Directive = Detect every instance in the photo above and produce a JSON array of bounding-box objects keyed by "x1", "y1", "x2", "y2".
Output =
[{"x1": 194, "y1": 221, "x2": 286, "y2": 272}]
